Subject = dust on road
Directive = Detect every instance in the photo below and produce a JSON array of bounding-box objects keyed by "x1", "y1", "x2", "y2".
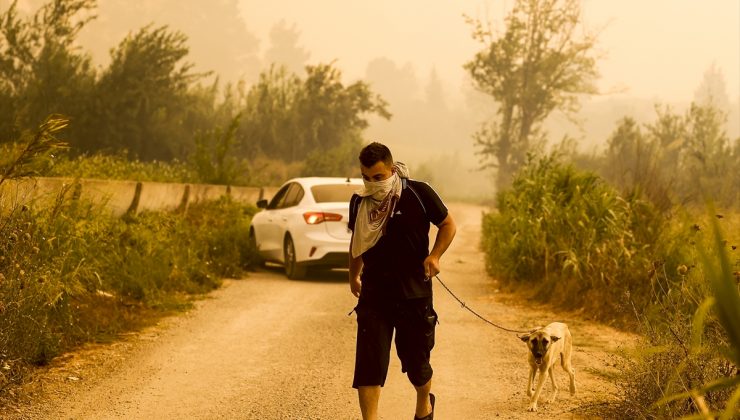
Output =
[{"x1": 10, "y1": 203, "x2": 636, "y2": 419}]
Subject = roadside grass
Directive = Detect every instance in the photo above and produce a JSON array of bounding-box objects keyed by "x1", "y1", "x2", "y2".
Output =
[
  {"x1": 0, "y1": 192, "x2": 258, "y2": 395},
  {"x1": 480, "y1": 154, "x2": 667, "y2": 324},
  {"x1": 480, "y1": 154, "x2": 740, "y2": 418},
  {"x1": 46, "y1": 151, "x2": 198, "y2": 184},
  {"x1": 1, "y1": 142, "x2": 307, "y2": 188},
  {"x1": 0, "y1": 118, "x2": 259, "y2": 399},
  {"x1": 613, "y1": 214, "x2": 739, "y2": 419}
]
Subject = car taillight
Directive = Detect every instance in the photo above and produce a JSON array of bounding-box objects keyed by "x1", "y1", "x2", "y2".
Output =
[{"x1": 303, "y1": 212, "x2": 343, "y2": 224}]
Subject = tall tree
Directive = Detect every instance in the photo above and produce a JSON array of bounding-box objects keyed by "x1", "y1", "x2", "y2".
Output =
[
  {"x1": 76, "y1": 0, "x2": 261, "y2": 83},
  {"x1": 263, "y1": 20, "x2": 310, "y2": 76},
  {"x1": 681, "y1": 103, "x2": 730, "y2": 186},
  {"x1": 645, "y1": 104, "x2": 685, "y2": 175},
  {"x1": 365, "y1": 57, "x2": 420, "y2": 111},
  {"x1": 83, "y1": 25, "x2": 204, "y2": 160},
  {"x1": 465, "y1": 0, "x2": 599, "y2": 190},
  {"x1": 240, "y1": 63, "x2": 390, "y2": 164},
  {"x1": 693, "y1": 62, "x2": 730, "y2": 113},
  {"x1": 602, "y1": 116, "x2": 672, "y2": 209},
  {"x1": 0, "y1": 0, "x2": 96, "y2": 140},
  {"x1": 424, "y1": 67, "x2": 447, "y2": 114}
]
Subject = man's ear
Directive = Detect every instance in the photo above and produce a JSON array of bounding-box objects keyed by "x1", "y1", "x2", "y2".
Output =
[
  {"x1": 519, "y1": 334, "x2": 530, "y2": 343},
  {"x1": 550, "y1": 335, "x2": 561, "y2": 342}
]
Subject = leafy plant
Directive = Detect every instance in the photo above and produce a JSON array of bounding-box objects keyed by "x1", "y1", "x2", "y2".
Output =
[
  {"x1": 650, "y1": 214, "x2": 740, "y2": 419},
  {"x1": 481, "y1": 153, "x2": 664, "y2": 319},
  {"x1": 191, "y1": 114, "x2": 249, "y2": 185},
  {"x1": 0, "y1": 115, "x2": 69, "y2": 187}
]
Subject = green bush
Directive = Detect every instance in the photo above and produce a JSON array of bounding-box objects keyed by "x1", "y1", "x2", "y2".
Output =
[
  {"x1": 481, "y1": 154, "x2": 668, "y2": 319},
  {"x1": 46, "y1": 151, "x2": 198, "y2": 183},
  {"x1": 0, "y1": 187, "x2": 257, "y2": 391},
  {"x1": 481, "y1": 153, "x2": 740, "y2": 417}
]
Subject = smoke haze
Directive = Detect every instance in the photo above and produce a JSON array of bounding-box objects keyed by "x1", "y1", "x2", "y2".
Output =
[{"x1": 6, "y1": 0, "x2": 737, "y2": 198}]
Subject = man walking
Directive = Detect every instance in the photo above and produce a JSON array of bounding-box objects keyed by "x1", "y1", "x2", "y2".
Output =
[{"x1": 348, "y1": 142, "x2": 456, "y2": 420}]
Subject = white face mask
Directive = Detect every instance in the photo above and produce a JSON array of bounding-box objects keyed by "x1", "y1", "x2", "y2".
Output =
[{"x1": 362, "y1": 172, "x2": 396, "y2": 200}]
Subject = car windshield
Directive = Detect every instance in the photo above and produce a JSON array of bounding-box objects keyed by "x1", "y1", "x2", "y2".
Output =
[{"x1": 311, "y1": 184, "x2": 359, "y2": 203}]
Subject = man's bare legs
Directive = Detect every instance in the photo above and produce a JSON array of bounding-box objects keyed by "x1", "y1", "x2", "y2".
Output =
[
  {"x1": 358, "y1": 386, "x2": 381, "y2": 420},
  {"x1": 358, "y1": 380, "x2": 432, "y2": 419},
  {"x1": 414, "y1": 378, "x2": 433, "y2": 418}
]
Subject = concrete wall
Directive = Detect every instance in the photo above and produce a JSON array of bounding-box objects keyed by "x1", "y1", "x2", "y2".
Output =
[{"x1": 0, "y1": 177, "x2": 280, "y2": 216}]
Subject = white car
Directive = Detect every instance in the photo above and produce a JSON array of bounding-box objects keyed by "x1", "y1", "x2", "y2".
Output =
[{"x1": 249, "y1": 177, "x2": 363, "y2": 279}]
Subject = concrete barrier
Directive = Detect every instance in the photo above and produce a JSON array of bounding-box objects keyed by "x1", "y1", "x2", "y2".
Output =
[
  {"x1": 136, "y1": 181, "x2": 190, "y2": 213},
  {"x1": 0, "y1": 177, "x2": 274, "y2": 216},
  {"x1": 78, "y1": 178, "x2": 140, "y2": 215}
]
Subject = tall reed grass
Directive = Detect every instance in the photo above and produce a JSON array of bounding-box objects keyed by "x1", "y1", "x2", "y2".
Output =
[
  {"x1": 481, "y1": 154, "x2": 673, "y2": 320},
  {"x1": 615, "y1": 214, "x2": 739, "y2": 419},
  {"x1": 481, "y1": 154, "x2": 739, "y2": 418}
]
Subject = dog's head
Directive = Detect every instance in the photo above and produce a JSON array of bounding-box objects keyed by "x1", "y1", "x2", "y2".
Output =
[{"x1": 519, "y1": 328, "x2": 560, "y2": 366}]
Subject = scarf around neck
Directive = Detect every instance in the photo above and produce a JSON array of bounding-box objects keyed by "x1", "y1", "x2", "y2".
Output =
[{"x1": 351, "y1": 162, "x2": 409, "y2": 258}]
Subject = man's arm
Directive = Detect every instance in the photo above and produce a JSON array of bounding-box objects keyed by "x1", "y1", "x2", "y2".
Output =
[
  {"x1": 423, "y1": 213, "x2": 457, "y2": 278},
  {"x1": 349, "y1": 236, "x2": 364, "y2": 297}
]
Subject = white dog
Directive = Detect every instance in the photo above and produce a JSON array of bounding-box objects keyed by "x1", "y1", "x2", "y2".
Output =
[{"x1": 519, "y1": 322, "x2": 577, "y2": 412}]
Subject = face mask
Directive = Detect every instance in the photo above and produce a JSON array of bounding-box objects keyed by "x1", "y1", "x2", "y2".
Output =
[{"x1": 362, "y1": 172, "x2": 396, "y2": 200}]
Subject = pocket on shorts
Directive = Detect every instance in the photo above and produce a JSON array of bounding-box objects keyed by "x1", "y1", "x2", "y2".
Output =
[{"x1": 422, "y1": 304, "x2": 438, "y2": 350}]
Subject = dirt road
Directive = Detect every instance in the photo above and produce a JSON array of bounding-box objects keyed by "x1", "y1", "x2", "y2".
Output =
[{"x1": 11, "y1": 203, "x2": 635, "y2": 419}]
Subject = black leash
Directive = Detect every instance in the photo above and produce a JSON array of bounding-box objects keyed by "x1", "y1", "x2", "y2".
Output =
[{"x1": 432, "y1": 275, "x2": 531, "y2": 334}]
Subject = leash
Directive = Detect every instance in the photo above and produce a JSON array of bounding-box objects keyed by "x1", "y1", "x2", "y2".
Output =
[{"x1": 432, "y1": 275, "x2": 531, "y2": 334}]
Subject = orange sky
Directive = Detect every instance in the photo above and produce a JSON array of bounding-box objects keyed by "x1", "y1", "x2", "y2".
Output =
[{"x1": 238, "y1": 0, "x2": 740, "y2": 104}]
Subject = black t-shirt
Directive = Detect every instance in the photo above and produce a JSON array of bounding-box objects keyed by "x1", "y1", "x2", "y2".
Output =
[{"x1": 348, "y1": 179, "x2": 448, "y2": 300}]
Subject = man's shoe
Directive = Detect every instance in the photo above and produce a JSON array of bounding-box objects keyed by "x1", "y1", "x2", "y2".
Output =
[{"x1": 413, "y1": 393, "x2": 435, "y2": 420}]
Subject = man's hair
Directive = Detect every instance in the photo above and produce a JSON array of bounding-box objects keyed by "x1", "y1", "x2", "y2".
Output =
[{"x1": 359, "y1": 142, "x2": 393, "y2": 168}]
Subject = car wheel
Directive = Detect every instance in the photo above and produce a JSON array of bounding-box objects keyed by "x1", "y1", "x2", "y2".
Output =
[
  {"x1": 284, "y1": 234, "x2": 307, "y2": 280},
  {"x1": 249, "y1": 228, "x2": 264, "y2": 267}
]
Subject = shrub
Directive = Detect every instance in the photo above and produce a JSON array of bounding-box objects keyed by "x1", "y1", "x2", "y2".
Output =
[
  {"x1": 614, "y1": 214, "x2": 739, "y2": 419},
  {"x1": 481, "y1": 154, "x2": 667, "y2": 320},
  {"x1": 0, "y1": 187, "x2": 257, "y2": 391},
  {"x1": 46, "y1": 151, "x2": 198, "y2": 183},
  {"x1": 480, "y1": 152, "x2": 740, "y2": 417}
]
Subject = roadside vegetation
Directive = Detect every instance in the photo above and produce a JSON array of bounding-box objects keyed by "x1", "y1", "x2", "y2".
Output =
[
  {"x1": 475, "y1": 98, "x2": 740, "y2": 418},
  {"x1": 1, "y1": 0, "x2": 737, "y2": 417},
  {"x1": 469, "y1": 0, "x2": 739, "y2": 417},
  {"x1": 481, "y1": 154, "x2": 738, "y2": 417},
  {"x1": 0, "y1": 0, "x2": 388, "y2": 184},
  {"x1": 0, "y1": 0, "x2": 390, "y2": 400},
  {"x1": 0, "y1": 117, "x2": 258, "y2": 397}
]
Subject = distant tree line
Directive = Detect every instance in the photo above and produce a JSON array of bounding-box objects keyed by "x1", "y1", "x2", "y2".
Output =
[
  {"x1": 594, "y1": 102, "x2": 740, "y2": 208},
  {"x1": 466, "y1": 0, "x2": 739, "y2": 207},
  {"x1": 0, "y1": 0, "x2": 389, "y2": 184}
]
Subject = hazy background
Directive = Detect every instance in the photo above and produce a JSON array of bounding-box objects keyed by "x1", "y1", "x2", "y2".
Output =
[{"x1": 9, "y1": 0, "x2": 738, "y2": 198}]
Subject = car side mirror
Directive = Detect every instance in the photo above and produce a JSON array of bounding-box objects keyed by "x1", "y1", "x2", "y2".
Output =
[{"x1": 257, "y1": 199, "x2": 268, "y2": 209}]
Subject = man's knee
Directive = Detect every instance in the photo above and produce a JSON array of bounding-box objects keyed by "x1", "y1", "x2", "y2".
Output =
[{"x1": 407, "y1": 362, "x2": 433, "y2": 387}]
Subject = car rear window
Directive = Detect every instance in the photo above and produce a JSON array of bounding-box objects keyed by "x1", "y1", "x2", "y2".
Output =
[{"x1": 311, "y1": 184, "x2": 359, "y2": 203}]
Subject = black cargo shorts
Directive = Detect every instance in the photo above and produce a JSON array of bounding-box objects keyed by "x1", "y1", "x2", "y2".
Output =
[{"x1": 352, "y1": 296, "x2": 438, "y2": 388}]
